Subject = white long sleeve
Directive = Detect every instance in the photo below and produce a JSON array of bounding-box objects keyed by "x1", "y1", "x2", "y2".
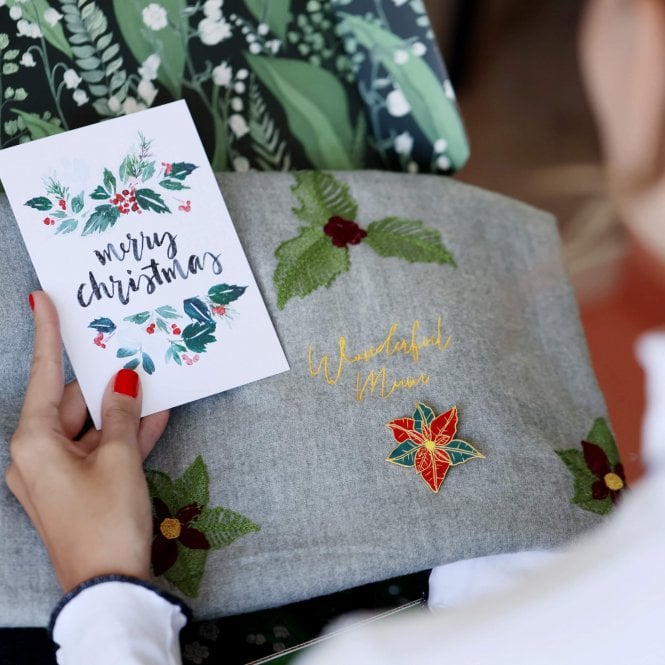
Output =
[{"x1": 51, "y1": 577, "x2": 188, "y2": 665}]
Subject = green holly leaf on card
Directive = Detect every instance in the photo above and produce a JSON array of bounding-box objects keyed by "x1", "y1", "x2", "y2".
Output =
[
  {"x1": 90, "y1": 185, "x2": 109, "y2": 200},
  {"x1": 124, "y1": 311, "x2": 151, "y2": 325},
  {"x1": 208, "y1": 283, "x2": 247, "y2": 306},
  {"x1": 182, "y1": 320, "x2": 217, "y2": 353},
  {"x1": 146, "y1": 456, "x2": 260, "y2": 597},
  {"x1": 25, "y1": 196, "x2": 52, "y2": 211},
  {"x1": 135, "y1": 188, "x2": 170, "y2": 214},
  {"x1": 169, "y1": 162, "x2": 198, "y2": 180},
  {"x1": 88, "y1": 317, "x2": 116, "y2": 334},
  {"x1": 274, "y1": 172, "x2": 456, "y2": 308},
  {"x1": 82, "y1": 204, "x2": 120, "y2": 235},
  {"x1": 55, "y1": 219, "x2": 78, "y2": 235},
  {"x1": 555, "y1": 418, "x2": 626, "y2": 516},
  {"x1": 71, "y1": 192, "x2": 85, "y2": 214},
  {"x1": 160, "y1": 179, "x2": 190, "y2": 190},
  {"x1": 184, "y1": 297, "x2": 212, "y2": 323}
]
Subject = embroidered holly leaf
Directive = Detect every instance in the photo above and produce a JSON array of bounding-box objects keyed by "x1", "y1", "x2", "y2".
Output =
[
  {"x1": 124, "y1": 311, "x2": 150, "y2": 325},
  {"x1": 142, "y1": 351, "x2": 156, "y2": 375},
  {"x1": 155, "y1": 305, "x2": 180, "y2": 319},
  {"x1": 25, "y1": 196, "x2": 52, "y2": 211},
  {"x1": 365, "y1": 218, "x2": 456, "y2": 266},
  {"x1": 88, "y1": 317, "x2": 116, "y2": 334},
  {"x1": 135, "y1": 187, "x2": 170, "y2": 214},
  {"x1": 55, "y1": 219, "x2": 78, "y2": 235},
  {"x1": 184, "y1": 297, "x2": 212, "y2": 323},
  {"x1": 182, "y1": 321, "x2": 217, "y2": 353},
  {"x1": 90, "y1": 185, "x2": 109, "y2": 200},
  {"x1": 103, "y1": 168, "x2": 117, "y2": 195},
  {"x1": 386, "y1": 403, "x2": 483, "y2": 493},
  {"x1": 291, "y1": 171, "x2": 358, "y2": 226},
  {"x1": 164, "y1": 545, "x2": 209, "y2": 598},
  {"x1": 192, "y1": 506, "x2": 261, "y2": 549},
  {"x1": 208, "y1": 284, "x2": 247, "y2": 306},
  {"x1": 146, "y1": 469, "x2": 179, "y2": 514},
  {"x1": 555, "y1": 417, "x2": 624, "y2": 516},
  {"x1": 71, "y1": 192, "x2": 85, "y2": 214},
  {"x1": 274, "y1": 226, "x2": 350, "y2": 309},
  {"x1": 117, "y1": 347, "x2": 138, "y2": 358},
  {"x1": 169, "y1": 162, "x2": 198, "y2": 181},
  {"x1": 82, "y1": 204, "x2": 120, "y2": 235},
  {"x1": 173, "y1": 456, "x2": 209, "y2": 507},
  {"x1": 160, "y1": 179, "x2": 190, "y2": 190}
]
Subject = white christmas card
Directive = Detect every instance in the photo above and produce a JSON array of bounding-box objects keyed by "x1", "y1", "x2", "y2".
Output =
[{"x1": 0, "y1": 101, "x2": 289, "y2": 427}]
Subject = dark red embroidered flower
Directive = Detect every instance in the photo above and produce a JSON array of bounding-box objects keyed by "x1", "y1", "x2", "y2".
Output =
[
  {"x1": 582, "y1": 441, "x2": 626, "y2": 504},
  {"x1": 151, "y1": 497, "x2": 210, "y2": 576},
  {"x1": 323, "y1": 216, "x2": 367, "y2": 248}
]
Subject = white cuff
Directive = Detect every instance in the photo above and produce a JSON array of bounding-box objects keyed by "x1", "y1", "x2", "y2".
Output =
[{"x1": 51, "y1": 577, "x2": 188, "y2": 665}]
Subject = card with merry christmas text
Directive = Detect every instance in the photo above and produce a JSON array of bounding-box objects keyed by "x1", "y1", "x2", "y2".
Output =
[{"x1": 0, "y1": 101, "x2": 289, "y2": 427}]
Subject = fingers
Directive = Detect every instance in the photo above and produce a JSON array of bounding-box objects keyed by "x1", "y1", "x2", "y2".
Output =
[
  {"x1": 60, "y1": 381, "x2": 89, "y2": 440},
  {"x1": 20, "y1": 291, "x2": 64, "y2": 427},
  {"x1": 99, "y1": 369, "x2": 142, "y2": 450},
  {"x1": 137, "y1": 410, "x2": 170, "y2": 460}
]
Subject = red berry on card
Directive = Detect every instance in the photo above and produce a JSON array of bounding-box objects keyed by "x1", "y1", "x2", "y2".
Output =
[
  {"x1": 122, "y1": 189, "x2": 129, "y2": 196},
  {"x1": 173, "y1": 327, "x2": 181, "y2": 335}
]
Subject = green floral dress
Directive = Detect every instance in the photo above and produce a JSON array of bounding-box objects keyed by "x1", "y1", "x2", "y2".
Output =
[{"x1": 0, "y1": 0, "x2": 469, "y2": 174}]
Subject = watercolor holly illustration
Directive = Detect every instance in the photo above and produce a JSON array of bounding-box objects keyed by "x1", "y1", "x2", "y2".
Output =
[
  {"x1": 88, "y1": 282, "x2": 246, "y2": 373},
  {"x1": 24, "y1": 133, "x2": 197, "y2": 235},
  {"x1": 386, "y1": 403, "x2": 484, "y2": 493},
  {"x1": 146, "y1": 456, "x2": 260, "y2": 598},
  {"x1": 555, "y1": 418, "x2": 626, "y2": 515},
  {"x1": 274, "y1": 171, "x2": 456, "y2": 308}
]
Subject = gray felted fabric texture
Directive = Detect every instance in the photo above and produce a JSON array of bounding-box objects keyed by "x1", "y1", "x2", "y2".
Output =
[{"x1": 0, "y1": 171, "x2": 607, "y2": 626}]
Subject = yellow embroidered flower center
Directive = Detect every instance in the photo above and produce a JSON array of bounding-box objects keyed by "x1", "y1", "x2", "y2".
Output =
[
  {"x1": 160, "y1": 517, "x2": 182, "y2": 540},
  {"x1": 604, "y1": 472, "x2": 624, "y2": 491},
  {"x1": 424, "y1": 440, "x2": 436, "y2": 452}
]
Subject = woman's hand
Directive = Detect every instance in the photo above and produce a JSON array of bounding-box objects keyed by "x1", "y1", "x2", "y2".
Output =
[{"x1": 5, "y1": 291, "x2": 169, "y2": 592}]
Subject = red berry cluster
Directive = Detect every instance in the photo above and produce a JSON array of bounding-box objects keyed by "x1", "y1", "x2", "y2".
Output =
[
  {"x1": 93, "y1": 332, "x2": 106, "y2": 349},
  {"x1": 182, "y1": 353, "x2": 200, "y2": 365},
  {"x1": 162, "y1": 162, "x2": 173, "y2": 176},
  {"x1": 58, "y1": 199, "x2": 67, "y2": 210},
  {"x1": 323, "y1": 216, "x2": 367, "y2": 248},
  {"x1": 43, "y1": 217, "x2": 55, "y2": 226},
  {"x1": 110, "y1": 188, "x2": 141, "y2": 215},
  {"x1": 212, "y1": 305, "x2": 226, "y2": 317},
  {"x1": 146, "y1": 323, "x2": 156, "y2": 334},
  {"x1": 178, "y1": 199, "x2": 191, "y2": 213},
  {"x1": 170, "y1": 323, "x2": 181, "y2": 335}
]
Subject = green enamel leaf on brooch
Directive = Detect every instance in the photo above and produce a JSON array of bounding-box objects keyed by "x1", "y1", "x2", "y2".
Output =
[
  {"x1": 146, "y1": 456, "x2": 260, "y2": 598},
  {"x1": 555, "y1": 418, "x2": 625, "y2": 516}
]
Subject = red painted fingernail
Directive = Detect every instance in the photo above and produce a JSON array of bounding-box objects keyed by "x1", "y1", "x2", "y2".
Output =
[
  {"x1": 28, "y1": 293, "x2": 35, "y2": 311},
  {"x1": 113, "y1": 369, "x2": 139, "y2": 398}
]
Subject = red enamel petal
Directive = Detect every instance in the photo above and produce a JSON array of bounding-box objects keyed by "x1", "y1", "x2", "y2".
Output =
[
  {"x1": 388, "y1": 417, "x2": 424, "y2": 445},
  {"x1": 153, "y1": 497, "x2": 172, "y2": 521},
  {"x1": 179, "y1": 526, "x2": 211, "y2": 550},
  {"x1": 151, "y1": 536, "x2": 178, "y2": 577},
  {"x1": 415, "y1": 446, "x2": 451, "y2": 493},
  {"x1": 430, "y1": 406, "x2": 458, "y2": 446},
  {"x1": 614, "y1": 463, "x2": 626, "y2": 483},
  {"x1": 582, "y1": 441, "x2": 610, "y2": 478},
  {"x1": 591, "y1": 479, "x2": 609, "y2": 501}
]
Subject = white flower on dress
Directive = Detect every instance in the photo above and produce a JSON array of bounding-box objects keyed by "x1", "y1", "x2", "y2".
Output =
[
  {"x1": 393, "y1": 49, "x2": 409, "y2": 65},
  {"x1": 198, "y1": 17, "x2": 232, "y2": 45},
  {"x1": 257, "y1": 23, "x2": 269, "y2": 35},
  {"x1": 9, "y1": 5, "x2": 22, "y2": 19},
  {"x1": 43, "y1": 7, "x2": 63, "y2": 26},
  {"x1": 394, "y1": 131, "x2": 413, "y2": 156},
  {"x1": 73, "y1": 89, "x2": 89, "y2": 106},
  {"x1": 412, "y1": 42, "x2": 426, "y2": 56},
  {"x1": 122, "y1": 97, "x2": 147, "y2": 115},
  {"x1": 212, "y1": 61, "x2": 232, "y2": 87},
  {"x1": 138, "y1": 79, "x2": 158, "y2": 105},
  {"x1": 138, "y1": 54, "x2": 161, "y2": 81},
  {"x1": 233, "y1": 81, "x2": 245, "y2": 94},
  {"x1": 248, "y1": 42, "x2": 261, "y2": 54},
  {"x1": 434, "y1": 138, "x2": 448, "y2": 153},
  {"x1": 230, "y1": 97, "x2": 243, "y2": 111},
  {"x1": 16, "y1": 19, "x2": 41, "y2": 38},
  {"x1": 107, "y1": 96, "x2": 122, "y2": 113},
  {"x1": 436, "y1": 155, "x2": 451, "y2": 170},
  {"x1": 229, "y1": 114, "x2": 249, "y2": 138},
  {"x1": 233, "y1": 156, "x2": 250, "y2": 172},
  {"x1": 142, "y1": 3, "x2": 168, "y2": 31},
  {"x1": 63, "y1": 69, "x2": 82, "y2": 89},
  {"x1": 386, "y1": 89, "x2": 410, "y2": 117},
  {"x1": 20, "y1": 52, "x2": 35, "y2": 67},
  {"x1": 236, "y1": 68, "x2": 249, "y2": 80},
  {"x1": 203, "y1": 0, "x2": 223, "y2": 19}
]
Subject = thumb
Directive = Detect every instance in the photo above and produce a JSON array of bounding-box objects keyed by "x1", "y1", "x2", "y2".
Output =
[{"x1": 100, "y1": 368, "x2": 142, "y2": 448}]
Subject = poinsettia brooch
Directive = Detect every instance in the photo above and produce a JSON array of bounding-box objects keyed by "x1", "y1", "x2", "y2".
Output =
[
  {"x1": 556, "y1": 418, "x2": 626, "y2": 515},
  {"x1": 386, "y1": 403, "x2": 484, "y2": 493},
  {"x1": 274, "y1": 171, "x2": 456, "y2": 308}
]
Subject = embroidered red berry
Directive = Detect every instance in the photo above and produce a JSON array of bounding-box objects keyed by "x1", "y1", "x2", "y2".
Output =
[{"x1": 323, "y1": 216, "x2": 367, "y2": 248}]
